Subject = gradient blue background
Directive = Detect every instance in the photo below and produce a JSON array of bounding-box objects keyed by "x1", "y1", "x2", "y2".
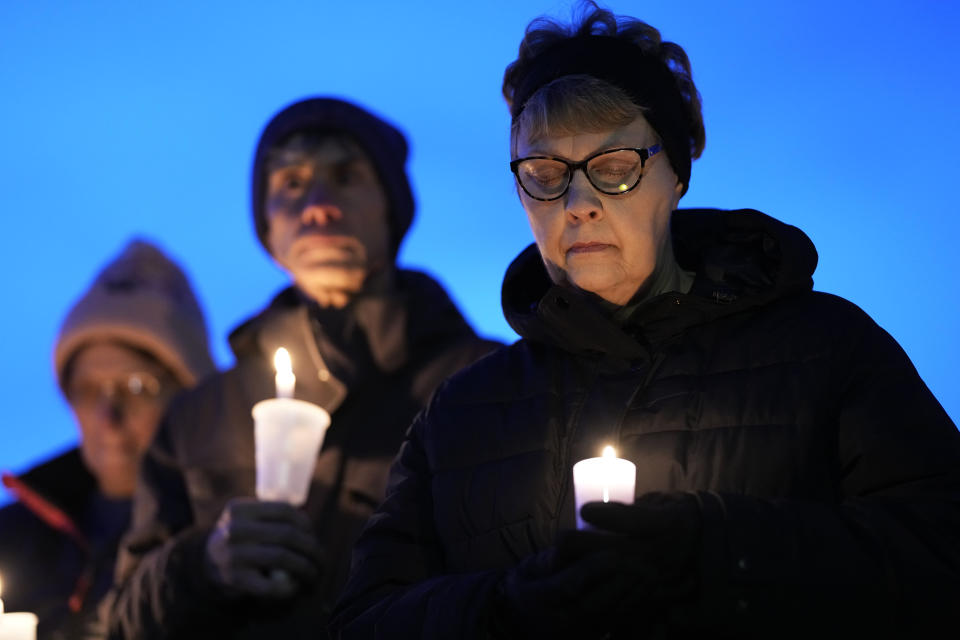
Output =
[{"x1": 2, "y1": 1, "x2": 958, "y2": 505}]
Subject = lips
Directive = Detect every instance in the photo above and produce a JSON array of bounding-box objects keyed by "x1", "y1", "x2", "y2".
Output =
[
  {"x1": 566, "y1": 241, "x2": 612, "y2": 255},
  {"x1": 295, "y1": 232, "x2": 347, "y2": 247},
  {"x1": 293, "y1": 234, "x2": 354, "y2": 256}
]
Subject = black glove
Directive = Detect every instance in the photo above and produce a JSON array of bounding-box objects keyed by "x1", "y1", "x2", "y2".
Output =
[
  {"x1": 203, "y1": 497, "x2": 323, "y2": 599},
  {"x1": 489, "y1": 529, "x2": 660, "y2": 639},
  {"x1": 580, "y1": 491, "x2": 703, "y2": 601}
]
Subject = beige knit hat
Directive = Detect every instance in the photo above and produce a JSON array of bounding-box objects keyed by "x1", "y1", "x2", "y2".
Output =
[{"x1": 54, "y1": 238, "x2": 216, "y2": 389}]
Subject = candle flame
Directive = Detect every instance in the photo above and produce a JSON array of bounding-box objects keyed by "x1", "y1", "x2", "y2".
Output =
[
  {"x1": 0, "y1": 573, "x2": 3, "y2": 597},
  {"x1": 274, "y1": 348, "x2": 292, "y2": 375},
  {"x1": 601, "y1": 446, "x2": 616, "y2": 502}
]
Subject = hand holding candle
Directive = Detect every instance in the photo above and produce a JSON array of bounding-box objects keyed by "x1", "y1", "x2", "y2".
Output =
[
  {"x1": 259, "y1": 347, "x2": 327, "y2": 591},
  {"x1": 572, "y1": 445, "x2": 636, "y2": 530}
]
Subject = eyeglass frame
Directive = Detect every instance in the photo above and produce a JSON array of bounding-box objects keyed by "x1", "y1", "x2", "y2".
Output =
[
  {"x1": 509, "y1": 143, "x2": 662, "y2": 202},
  {"x1": 66, "y1": 371, "x2": 171, "y2": 416}
]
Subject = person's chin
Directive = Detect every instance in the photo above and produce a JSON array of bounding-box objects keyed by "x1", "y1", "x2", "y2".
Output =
[
  {"x1": 298, "y1": 265, "x2": 368, "y2": 291},
  {"x1": 568, "y1": 269, "x2": 621, "y2": 299},
  {"x1": 91, "y1": 454, "x2": 138, "y2": 483}
]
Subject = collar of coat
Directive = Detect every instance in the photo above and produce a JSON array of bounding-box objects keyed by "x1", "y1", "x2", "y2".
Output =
[
  {"x1": 501, "y1": 208, "x2": 818, "y2": 364},
  {"x1": 225, "y1": 269, "x2": 481, "y2": 410}
]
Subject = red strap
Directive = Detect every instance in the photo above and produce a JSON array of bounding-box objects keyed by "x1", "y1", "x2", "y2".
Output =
[
  {"x1": 3, "y1": 472, "x2": 96, "y2": 612},
  {"x1": 1, "y1": 472, "x2": 88, "y2": 550},
  {"x1": 67, "y1": 569, "x2": 92, "y2": 613}
]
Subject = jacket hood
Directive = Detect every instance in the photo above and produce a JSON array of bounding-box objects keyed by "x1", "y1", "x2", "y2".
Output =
[
  {"x1": 502, "y1": 208, "x2": 818, "y2": 356},
  {"x1": 671, "y1": 208, "x2": 817, "y2": 302}
]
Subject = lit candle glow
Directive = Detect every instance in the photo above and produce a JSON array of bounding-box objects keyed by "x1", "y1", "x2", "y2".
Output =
[
  {"x1": 274, "y1": 347, "x2": 295, "y2": 399},
  {"x1": 572, "y1": 444, "x2": 637, "y2": 530}
]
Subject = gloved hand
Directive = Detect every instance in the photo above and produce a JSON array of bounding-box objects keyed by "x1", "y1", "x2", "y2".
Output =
[
  {"x1": 489, "y1": 529, "x2": 660, "y2": 639},
  {"x1": 203, "y1": 497, "x2": 323, "y2": 599},
  {"x1": 580, "y1": 491, "x2": 703, "y2": 601}
]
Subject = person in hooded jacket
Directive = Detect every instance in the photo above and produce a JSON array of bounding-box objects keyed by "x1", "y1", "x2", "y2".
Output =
[
  {"x1": 104, "y1": 97, "x2": 501, "y2": 639},
  {"x1": 0, "y1": 238, "x2": 216, "y2": 640},
  {"x1": 329, "y1": 3, "x2": 960, "y2": 638}
]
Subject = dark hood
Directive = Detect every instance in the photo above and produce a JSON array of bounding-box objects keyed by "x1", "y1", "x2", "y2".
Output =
[
  {"x1": 502, "y1": 208, "x2": 818, "y2": 357},
  {"x1": 671, "y1": 208, "x2": 816, "y2": 302}
]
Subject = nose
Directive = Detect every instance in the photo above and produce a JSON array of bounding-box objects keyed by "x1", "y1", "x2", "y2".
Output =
[
  {"x1": 93, "y1": 394, "x2": 126, "y2": 431},
  {"x1": 564, "y1": 169, "x2": 603, "y2": 223},
  {"x1": 301, "y1": 180, "x2": 344, "y2": 226}
]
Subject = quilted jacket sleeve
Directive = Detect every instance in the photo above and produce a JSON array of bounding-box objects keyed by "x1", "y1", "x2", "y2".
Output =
[
  {"x1": 329, "y1": 401, "x2": 503, "y2": 640},
  {"x1": 690, "y1": 305, "x2": 960, "y2": 636}
]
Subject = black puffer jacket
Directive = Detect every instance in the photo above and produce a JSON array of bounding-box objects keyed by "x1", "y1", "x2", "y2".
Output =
[
  {"x1": 105, "y1": 270, "x2": 500, "y2": 639},
  {"x1": 331, "y1": 209, "x2": 960, "y2": 638}
]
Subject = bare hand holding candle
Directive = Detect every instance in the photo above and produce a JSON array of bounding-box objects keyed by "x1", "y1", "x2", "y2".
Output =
[
  {"x1": 572, "y1": 445, "x2": 636, "y2": 530},
  {"x1": 0, "y1": 576, "x2": 39, "y2": 640}
]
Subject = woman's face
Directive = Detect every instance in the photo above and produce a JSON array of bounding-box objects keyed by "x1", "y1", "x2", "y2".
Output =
[
  {"x1": 66, "y1": 341, "x2": 175, "y2": 498},
  {"x1": 515, "y1": 114, "x2": 682, "y2": 305}
]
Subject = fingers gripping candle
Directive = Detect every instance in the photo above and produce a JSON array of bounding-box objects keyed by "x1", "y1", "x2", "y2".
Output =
[{"x1": 572, "y1": 445, "x2": 637, "y2": 530}]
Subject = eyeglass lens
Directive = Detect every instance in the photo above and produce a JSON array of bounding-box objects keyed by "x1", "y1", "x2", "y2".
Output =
[
  {"x1": 67, "y1": 373, "x2": 164, "y2": 413},
  {"x1": 516, "y1": 149, "x2": 645, "y2": 200}
]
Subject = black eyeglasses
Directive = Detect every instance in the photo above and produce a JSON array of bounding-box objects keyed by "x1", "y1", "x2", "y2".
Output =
[{"x1": 510, "y1": 144, "x2": 661, "y2": 201}]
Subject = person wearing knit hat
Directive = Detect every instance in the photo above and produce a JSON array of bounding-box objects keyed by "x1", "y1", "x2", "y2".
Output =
[
  {"x1": 0, "y1": 238, "x2": 215, "y2": 640},
  {"x1": 106, "y1": 97, "x2": 501, "y2": 639},
  {"x1": 252, "y1": 96, "x2": 417, "y2": 309}
]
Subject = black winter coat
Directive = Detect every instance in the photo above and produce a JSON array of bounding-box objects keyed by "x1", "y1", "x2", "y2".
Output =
[
  {"x1": 331, "y1": 209, "x2": 960, "y2": 638},
  {"x1": 105, "y1": 271, "x2": 501, "y2": 639},
  {"x1": 0, "y1": 448, "x2": 131, "y2": 640}
]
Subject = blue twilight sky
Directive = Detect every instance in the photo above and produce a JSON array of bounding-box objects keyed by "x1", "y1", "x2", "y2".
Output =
[{"x1": 1, "y1": 1, "x2": 958, "y2": 501}]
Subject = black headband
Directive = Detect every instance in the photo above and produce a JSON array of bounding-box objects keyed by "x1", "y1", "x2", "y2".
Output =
[{"x1": 511, "y1": 36, "x2": 692, "y2": 194}]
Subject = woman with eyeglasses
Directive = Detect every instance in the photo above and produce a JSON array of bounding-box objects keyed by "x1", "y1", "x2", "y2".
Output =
[
  {"x1": 0, "y1": 239, "x2": 215, "y2": 639},
  {"x1": 331, "y1": 2, "x2": 960, "y2": 638}
]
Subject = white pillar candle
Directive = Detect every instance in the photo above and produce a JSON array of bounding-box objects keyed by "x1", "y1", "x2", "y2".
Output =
[
  {"x1": 274, "y1": 347, "x2": 295, "y2": 399},
  {"x1": 572, "y1": 445, "x2": 637, "y2": 530},
  {"x1": 0, "y1": 577, "x2": 38, "y2": 640}
]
